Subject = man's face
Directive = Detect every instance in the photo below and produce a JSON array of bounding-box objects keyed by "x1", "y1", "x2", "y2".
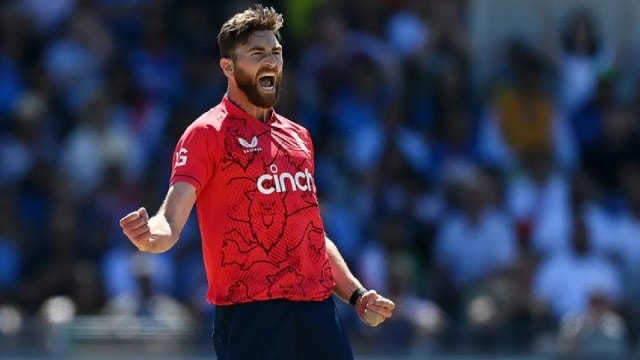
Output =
[{"x1": 231, "y1": 30, "x2": 283, "y2": 108}]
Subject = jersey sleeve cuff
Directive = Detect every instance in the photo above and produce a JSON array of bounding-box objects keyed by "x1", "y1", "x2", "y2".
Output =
[{"x1": 170, "y1": 174, "x2": 203, "y2": 194}]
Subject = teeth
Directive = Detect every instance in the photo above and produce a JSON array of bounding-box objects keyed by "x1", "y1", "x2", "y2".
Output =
[{"x1": 259, "y1": 74, "x2": 276, "y2": 90}]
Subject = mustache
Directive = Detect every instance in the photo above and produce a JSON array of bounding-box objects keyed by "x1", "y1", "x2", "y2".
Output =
[{"x1": 256, "y1": 69, "x2": 282, "y2": 77}]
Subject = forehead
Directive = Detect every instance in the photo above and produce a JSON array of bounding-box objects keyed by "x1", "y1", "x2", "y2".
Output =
[{"x1": 238, "y1": 30, "x2": 281, "y2": 50}]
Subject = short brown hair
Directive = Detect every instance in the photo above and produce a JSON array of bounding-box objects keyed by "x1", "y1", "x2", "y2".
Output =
[{"x1": 217, "y1": 4, "x2": 284, "y2": 59}]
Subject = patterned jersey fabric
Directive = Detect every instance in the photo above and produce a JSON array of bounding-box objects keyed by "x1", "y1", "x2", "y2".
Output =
[{"x1": 170, "y1": 97, "x2": 334, "y2": 305}]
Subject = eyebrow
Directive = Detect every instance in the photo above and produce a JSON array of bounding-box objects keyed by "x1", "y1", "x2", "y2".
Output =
[{"x1": 246, "y1": 45, "x2": 283, "y2": 52}]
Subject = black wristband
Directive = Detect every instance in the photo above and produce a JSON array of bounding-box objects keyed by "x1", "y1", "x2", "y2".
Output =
[{"x1": 349, "y1": 287, "x2": 367, "y2": 306}]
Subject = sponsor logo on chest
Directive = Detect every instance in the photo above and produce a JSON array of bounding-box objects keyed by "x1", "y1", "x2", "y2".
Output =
[
  {"x1": 257, "y1": 164, "x2": 315, "y2": 195},
  {"x1": 238, "y1": 136, "x2": 261, "y2": 153}
]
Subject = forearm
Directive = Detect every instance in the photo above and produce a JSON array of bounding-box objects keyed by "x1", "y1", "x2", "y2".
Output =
[
  {"x1": 325, "y1": 237, "x2": 363, "y2": 303},
  {"x1": 145, "y1": 214, "x2": 180, "y2": 253},
  {"x1": 143, "y1": 182, "x2": 195, "y2": 253}
]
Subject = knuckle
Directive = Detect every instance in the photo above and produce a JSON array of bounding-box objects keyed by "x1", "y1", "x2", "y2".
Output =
[{"x1": 135, "y1": 232, "x2": 149, "y2": 241}]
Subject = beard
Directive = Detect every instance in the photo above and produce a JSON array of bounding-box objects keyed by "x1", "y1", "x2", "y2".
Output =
[{"x1": 234, "y1": 66, "x2": 283, "y2": 108}]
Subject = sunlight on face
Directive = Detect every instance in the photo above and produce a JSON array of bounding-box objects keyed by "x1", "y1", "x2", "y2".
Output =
[{"x1": 232, "y1": 30, "x2": 284, "y2": 108}]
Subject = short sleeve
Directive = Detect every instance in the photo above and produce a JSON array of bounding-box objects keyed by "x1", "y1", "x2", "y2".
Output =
[{"x1": 170, "y1": 123, "x2": 217, "y2": 194}]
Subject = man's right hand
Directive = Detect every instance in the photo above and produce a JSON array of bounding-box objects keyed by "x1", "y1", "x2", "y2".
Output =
[{"x1": 119, "y1": 207, "x2": 153, "y2": 252}]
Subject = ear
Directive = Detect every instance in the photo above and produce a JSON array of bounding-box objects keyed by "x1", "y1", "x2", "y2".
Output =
[{"x1": 220, "y1": 58, "x2": 234, "y2": 78}]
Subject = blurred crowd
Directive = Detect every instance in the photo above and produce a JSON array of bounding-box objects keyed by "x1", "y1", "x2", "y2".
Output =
[{"x1": 1, "y1": 0, "x2": 640, "y2": 357}]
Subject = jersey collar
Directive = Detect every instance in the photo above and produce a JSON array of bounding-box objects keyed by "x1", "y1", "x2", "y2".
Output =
[{"x1": 222, "y1": 96, "x2": 277, "y2": 125}]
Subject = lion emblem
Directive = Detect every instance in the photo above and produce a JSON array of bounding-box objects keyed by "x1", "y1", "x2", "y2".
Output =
[
  {"x1": 245, "y1": 190, "x2": 286, "y2": 253},
  {"x1": 266, "y1": 266, "x2": 306, "y2": 298}
]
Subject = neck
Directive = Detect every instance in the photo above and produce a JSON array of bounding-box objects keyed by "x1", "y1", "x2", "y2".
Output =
[{"x1": 227, "y1": 86, "x2": 272, "y2": 123}]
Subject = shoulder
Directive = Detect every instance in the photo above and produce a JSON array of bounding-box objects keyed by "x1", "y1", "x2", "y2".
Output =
[
  {"x1": 274, "y1": 113, "x2": 310, "y2": 137},
  {"x1": 184, "y1": 103, "x2": 231, "y2": 134}
]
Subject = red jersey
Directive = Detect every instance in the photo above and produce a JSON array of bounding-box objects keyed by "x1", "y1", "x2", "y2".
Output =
[{"x1": 170, "y1": 97, "x2": 335, "y2": 305}]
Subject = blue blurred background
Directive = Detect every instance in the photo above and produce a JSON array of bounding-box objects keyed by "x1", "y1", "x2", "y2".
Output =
[{"x1": 1, "y1": 0, "x2": 640, "y2": 359}]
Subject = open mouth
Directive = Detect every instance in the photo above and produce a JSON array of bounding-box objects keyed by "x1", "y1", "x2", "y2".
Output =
[{"x1": 258, "y1": 73, "x2": 276, "y2": 92}]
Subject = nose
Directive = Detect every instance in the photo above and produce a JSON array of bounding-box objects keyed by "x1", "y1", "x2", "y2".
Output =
[{"x1": 263, "y1": 54, "x2": 277, "y2": 69}]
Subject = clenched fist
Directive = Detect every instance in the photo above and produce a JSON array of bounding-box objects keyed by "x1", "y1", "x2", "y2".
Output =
[
  {"x1": 119, "y1": 207, "x2": 153, "y2": 252},
  {"x1": 355, "y1": 290, "x2": 395, "y2": 327}
]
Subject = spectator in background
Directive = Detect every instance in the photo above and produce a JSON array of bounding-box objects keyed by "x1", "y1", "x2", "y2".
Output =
[
  {"x1": 42, "y1": 5, "x2": 114, "y2": 116},
  {"x1": 60, "y1": 91, "x2": 143, "y2": 201},
  {"x1": 358, "y1": 141, "x2": 430, "y2": 230},
  {"x1": 532, "y1": 216, "x2": 623, "y2": 324},
  {"x1": 320, "y1": 189, "x2": 363, "y2": 267},
  {"x1": 556, "y1": 291, "x2": 627, "y2": 360},
  {"x1": 97, "y1": 0, "x2": 160, "y2": 49},
  {"x1": 612, "y1": 165, "x2": 640, "y2": 350},
  {"x1": 426, "y1": 62, "x2": 471, "y2": 134},
  {"x1": 173, "y1": 2, "x2": 219, "y2": 58},
  {"x1": 435, "y1": 171, "x2": 517, "y2": 294},
  {"x1": 385, "y1": 0, "x2": 430, "y2": 62},
  {"x1": 581, "y1": 105, "x2": 640, "y2": 200},
  {"x1": 0, "y1": 92, "x2": 57, "y2": 188},
  {"x1": 103, "y1": 252, "x2": 189, "y2": 321},
  {"x1": 558, "y1": 10, "x2": 613, "y2": 119},
  {"x1": 429, "y1": 108, "x2": 477, "y2": 223},
  {"x1": 478, "y1": 41, "x2": 576, "y2": 170},
  {"x1": 506, "y1": 149, "x2": 571, "y2": 256},
  {"x1": 101, "y1": 158, "x2": 177, "y2": 303},
  {"x1": 0, "y1": 93, "x2": 60, "y2": 284},
  {"x1": 179, "y1": 50, "x2": 227, "y2": 115},
  {"x1": 17, "y1": 196, "x2": 79, "y2": 312},
  {"x1": 571, "y1": 72, "x2": 616, "y2": 151},
  {"x1": 128, "y1": 3, "x2": 184, "y2": 105},
  {"x1": 359, "y1": 216, "x2": 414, "y2": 297},
  {"x1": 296, "y1": 7, "x2": 352, "y2": 139},
  {"x1": 101, "y1": 243, "x2": 176, "y2": 309},
  {"x1": 358, "y1": 251, "x2": 444, "y2": 354},
  {"x1": 433, "y1": 170, "x2": 517, "y2": 347},
  {"x1": 401, "y1": 0, "x2": 469, "y2": 133},
  {"x1": 568, "y1": 171, "x2": 617, "y2": 259},
  {"x1": 297, "y1": 6, "x2": 401, "y2": 141},
  {"x1": 107, "y1": 63, "x2": 171, "y2": 174},
  {"x1": 331, "y1": 54, "x2": 390, "y2": 174}
]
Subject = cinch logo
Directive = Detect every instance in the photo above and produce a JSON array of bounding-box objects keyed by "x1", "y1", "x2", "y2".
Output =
[{"x1": 257, "y1": 164, "x2": 315, "y2": 195}]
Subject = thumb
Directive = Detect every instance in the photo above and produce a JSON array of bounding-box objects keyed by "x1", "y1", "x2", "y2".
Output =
[{"x1": 138, "y1": 207, "x2": 149, "y2": 221}]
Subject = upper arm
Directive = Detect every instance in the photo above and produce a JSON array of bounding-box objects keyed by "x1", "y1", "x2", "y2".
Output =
[
  {"x1": 170, "y1": 122, "x2": 217, "y2": 194},
  {"x1": 159, "y1": 181, "x2": 197, "y2": 237}
]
